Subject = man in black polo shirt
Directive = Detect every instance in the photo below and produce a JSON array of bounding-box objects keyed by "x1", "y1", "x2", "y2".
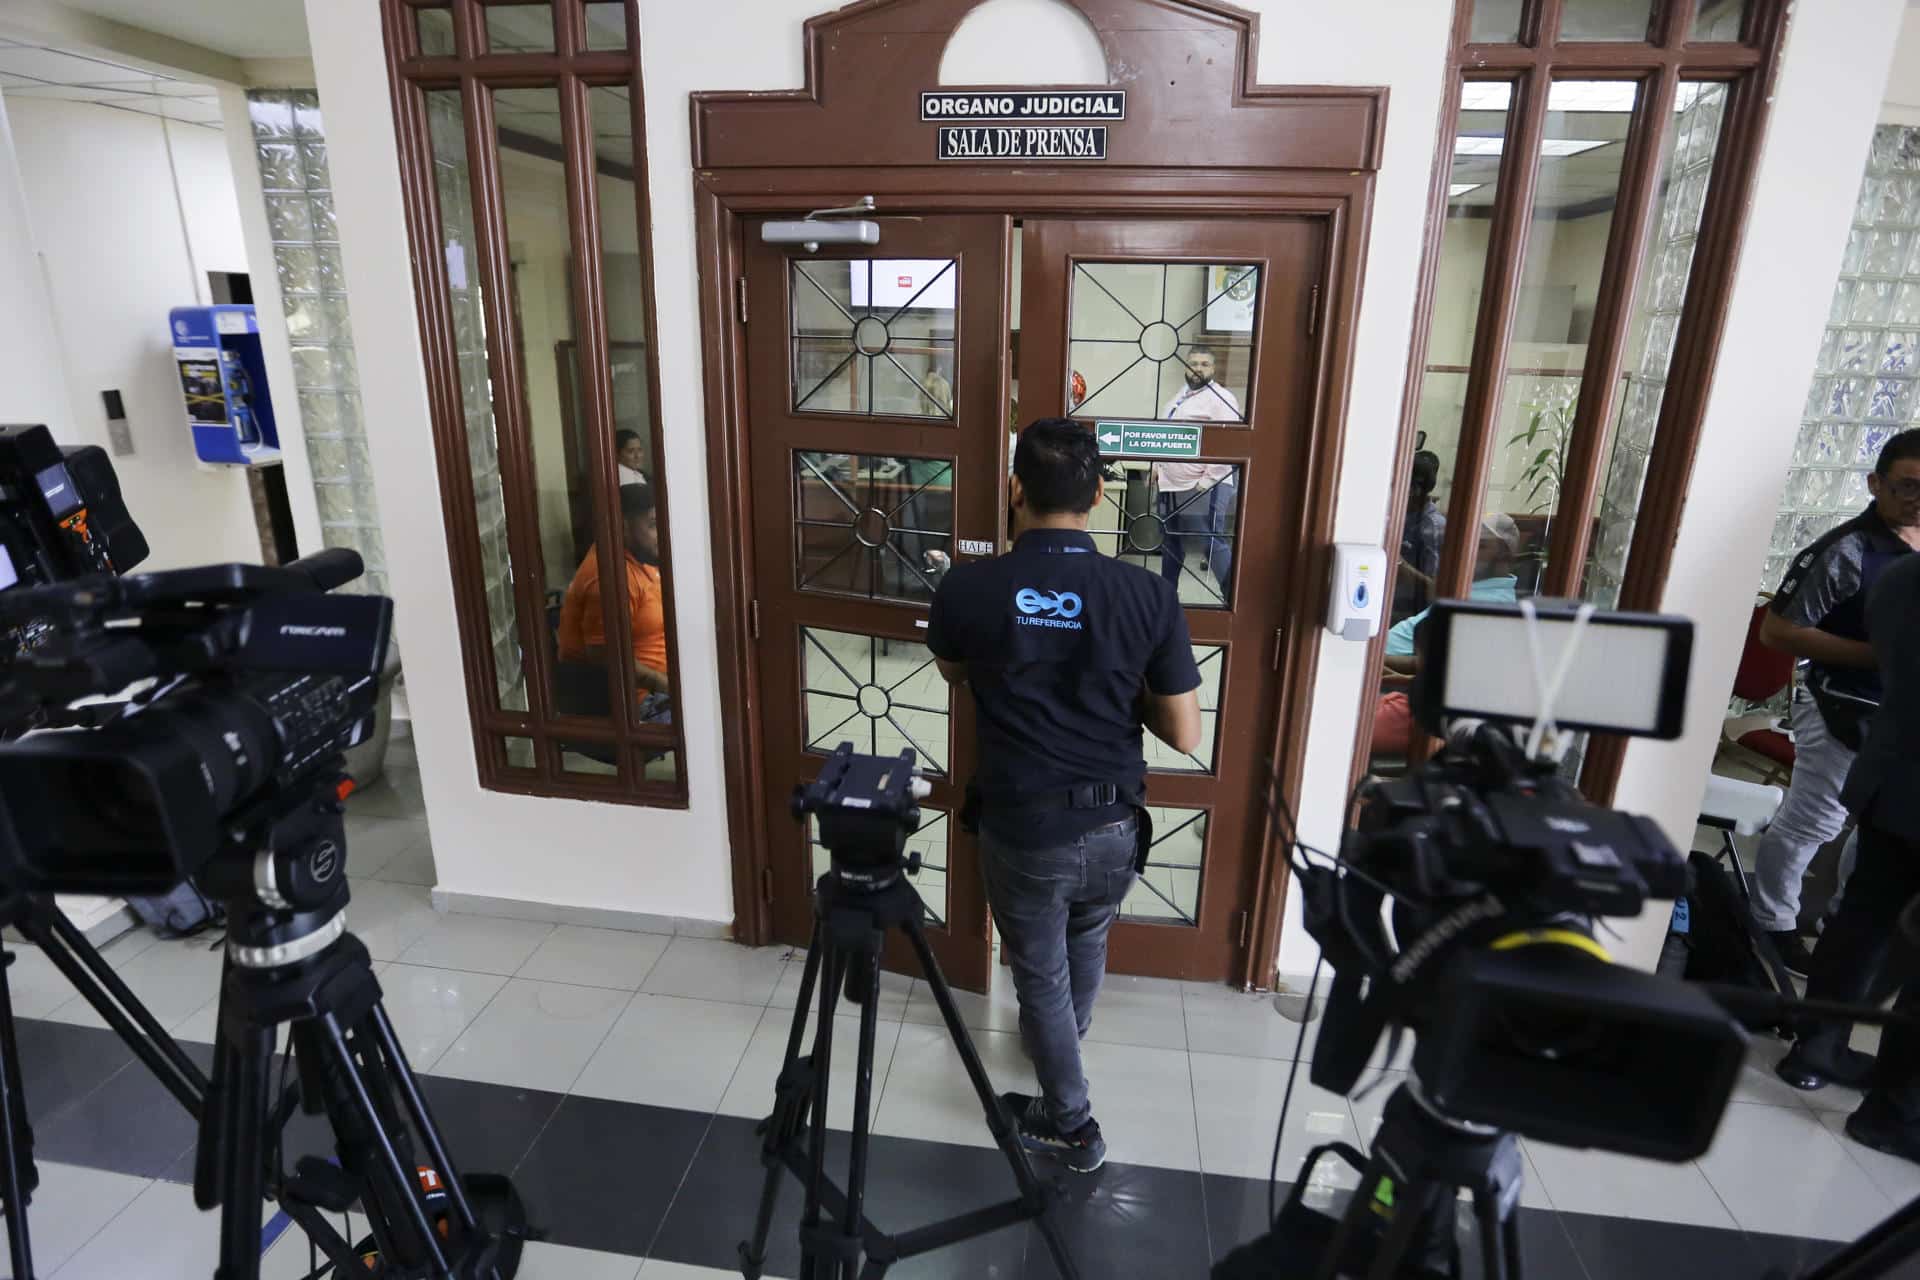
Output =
[
  {"x1": 1754, "y1": 429, "x2": 1920, "y2": 993},
  {"x1": 929, "y1": 418, "x2": 1202, "y2": 1173}
]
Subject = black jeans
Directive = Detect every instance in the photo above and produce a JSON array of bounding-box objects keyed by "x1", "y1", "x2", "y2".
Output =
[
  {"x1": 1800, "y1": 817, "x2": 1920, "y2": 1119},
  {"x1": 979, "y1": 817, "x2": 1138, "y2": 1131}
]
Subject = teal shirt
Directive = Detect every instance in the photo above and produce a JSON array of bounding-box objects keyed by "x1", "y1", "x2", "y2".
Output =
[{"x1": 1385, "y1": 576, "x2": 1519, "y2": 657}]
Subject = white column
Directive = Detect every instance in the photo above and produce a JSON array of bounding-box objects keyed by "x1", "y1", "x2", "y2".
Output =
[{"x1": 0, "y1": 92, "x2": 81, "y2": 432}]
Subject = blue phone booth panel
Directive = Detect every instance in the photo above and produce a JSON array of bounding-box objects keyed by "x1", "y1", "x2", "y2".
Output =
[{"x1": 170, "y1": 305, "x2": 282, "y2": 465}]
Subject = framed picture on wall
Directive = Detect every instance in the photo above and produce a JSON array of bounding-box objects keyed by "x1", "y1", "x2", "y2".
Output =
[{"x1": 1204, "y1": 263, "x2": 1258, "y2": 333}]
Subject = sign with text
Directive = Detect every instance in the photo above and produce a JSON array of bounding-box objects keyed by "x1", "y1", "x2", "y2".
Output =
[
  {"x1": 1094, "y1": 421, "x2": 1204, "y2": 459},
  {"x1": 937, "y1": 125, "x2": 1106, "y2": 161},
  {"x1": 920, "y1": 91, "x2": 1125, "y2": 121}
]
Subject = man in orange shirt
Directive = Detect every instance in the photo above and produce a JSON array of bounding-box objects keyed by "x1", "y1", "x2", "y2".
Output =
[{"x1": 558, "y1": 483, "x2": 669, "y2": 695}]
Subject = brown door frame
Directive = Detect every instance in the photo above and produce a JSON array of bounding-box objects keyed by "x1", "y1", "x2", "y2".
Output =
[{"x1": 691, "y1": 0, "x2": 1384, "y2": 990}]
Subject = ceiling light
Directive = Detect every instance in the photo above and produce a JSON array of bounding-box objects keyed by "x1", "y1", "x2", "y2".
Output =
[
  {"x1": 1450, "y1": 183, "x2": 1481, "y2": 198},
  {"x1": 1453, "y1": 137, "x2": 1610, "y2": 158},
  {"x1": 1460, "y1": 83, "x2": 1514, "y2": 111},
  {"x1": 1547, "y1": 81, "x2": 1640, "y2": 113}
]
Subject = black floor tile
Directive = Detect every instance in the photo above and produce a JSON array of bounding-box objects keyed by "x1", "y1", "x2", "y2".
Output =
[
  {"x1": 1202, "y1": 1171, "x2": 1282, "y2": 1262},
  {"x1": 512, "y1": 1094, "x2": 712, "y2": 1256},
  {"x1": 652, "y1": 1114, "x2": 1032, "y2": 1279},
  {"x1": 14, "y1": 1019, "x2": 135, "y2": 1127},
  {"x1": 1023, "y1": 1160, "x2": 1210, "y2": 1280},
  {"x1": 1742, "y1": 1230, "x2": 1847, "y2": 1279},
  {"x1": 37, "y1": 1038, "x2": 212, "y2": 1178},
  {"x1": 1205, "y1": 1174, "x2": 1587, "y2": 1280},
  {"x1": 419, "y1": 1074, "x2": 564, "y2": 1181},
  {"x1": 1469, "y1": 1207, "x2": 1588, "y2": 1280},
  {"x1": 1555, "y1": 1211, "x2": 1763, "y2": 1280}
]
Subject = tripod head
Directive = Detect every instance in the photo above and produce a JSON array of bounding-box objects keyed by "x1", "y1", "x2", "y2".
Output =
[{"x1": 792, "y1": 743, "x2": 930, "y2": 893}]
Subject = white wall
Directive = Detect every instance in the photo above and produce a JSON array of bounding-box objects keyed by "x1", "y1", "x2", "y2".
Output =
[
  {"x1": 1885, "y1": 6, "x2": 1920, "y2": 128},
  {"x1": 1604, "y1": 0, "x2": 1910, "y2": 967},
  {"x1": 310, "y1": 0, "x2": 1910, "y2": 975},
  {"x1": 310, "y1": 0, "x2": 1451, "y2": 937},
  {"x1": 0, "y1": 95, "x2": 261, "y2": 572},
  {"x1": 307, "y1": 0, "x2": 1455, "y2": 936}
]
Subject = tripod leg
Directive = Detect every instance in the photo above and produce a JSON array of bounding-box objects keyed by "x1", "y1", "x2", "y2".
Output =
[
  {"x1": 212, "y1": 1017, "x2": 275, "y2": 1280},
  {"x1": 364, "y1": 1003, "x2": 481, "y2": 1238},
  {"x1": 1312, "y1": 1166, "x2": 1383, "y2": 1280},
  {"x1": 798, "y1": 944, "x2": 845, "y2": 1280},
  {"x1": 0, "y1": 950, "x2": 35, "y2": 1280},
  {"x1": 741, "y1": 920, "x2": 827, "y2": 1280},
  {"x1": 311, "y1": 1010, "x2": 455, "y2": 1277},
  {"x1": 900, "y1": 916, "x2": 1079, "y2": 1280},
  {"x1": 1364, "y1": 1180, "x2": 1449, "y2": 1280},
  {"x1": 19, "y1": 907, "x2": 209, "y2": 1115},
  {"x1": 840, "y1": 941, "x2": 885, "y2": 1280}
]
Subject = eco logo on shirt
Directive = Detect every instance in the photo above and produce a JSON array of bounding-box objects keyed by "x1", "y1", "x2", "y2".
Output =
[{"x1": 1014, "y1": 587, "x2": 1084, "y2": 630}]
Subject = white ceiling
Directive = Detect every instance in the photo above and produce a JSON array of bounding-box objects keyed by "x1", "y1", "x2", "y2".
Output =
[
  {"x1": 50, "y1": 0, "x2": 309, "y2": 59},
  {"x1": 0, "y1": 37, "x2": 219, "y2": 127}
]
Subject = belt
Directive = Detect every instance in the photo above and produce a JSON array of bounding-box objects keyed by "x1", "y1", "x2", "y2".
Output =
[{"x1": 980, "y1": 781, "x2": 1138, "y2": 812}]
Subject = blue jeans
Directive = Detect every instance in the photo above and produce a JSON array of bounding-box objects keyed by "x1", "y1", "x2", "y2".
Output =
[
  {"x1": 1157, "y1": 484, "x2": 1236, "y2": 590},
  {"x1": 980, "y1": 817, "x2": 1138, "y2": 1131}
]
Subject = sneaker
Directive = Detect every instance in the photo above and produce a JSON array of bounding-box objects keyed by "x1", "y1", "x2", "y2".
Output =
[
  {"x1": 999, "y1": 1091, "x2": 1107, "y2": 1173},
  {"x1": 1767, "y1": 929, "x2": 1815, "y2": 978}
]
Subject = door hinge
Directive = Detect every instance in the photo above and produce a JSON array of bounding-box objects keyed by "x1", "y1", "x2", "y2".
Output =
[
  {"x1": 761, "y1": 866, "x2": 774, "y2": 905},
  {"x1": 1270, "y1": 624, "x2": 1286, "y2": 670},
  {"x1": 1307, "y1": 283, "x2": 1320, "y2": 337},
  {"x1": 750, "y1": 598, "x2": 761, "y2": 640},
  {"x1": 1236, "y1": 910, "x2": 1251, "y2": 948},
  {"x1": 736, "y1": 276, "x2": 749, "y2": 325}
]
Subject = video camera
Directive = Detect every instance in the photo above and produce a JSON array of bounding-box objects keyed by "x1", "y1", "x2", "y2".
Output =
[
  {"x1": 1303, "y1": 600, "x2": 1746, "y2": 1162},
  {"x1": 0, "y1": 422, "x2": 391, "y2": 905},
  {"x1": 0, "y1": 423, "x2": 148, "y2": 671}
]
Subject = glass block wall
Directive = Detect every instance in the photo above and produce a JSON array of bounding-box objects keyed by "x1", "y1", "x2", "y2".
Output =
[
  {"x1": 1761, "y1": 124, "x2": 1920, "y2": 592},
  {"x1": 1585, "y1": 84, "x2": 1730, "y2": 608},
  {"x1": 426, "y1": 91, "x2": 525, "y2": 711},
  {"x1": 248, "y1": 91, "x2": 387, "y2": 597}
]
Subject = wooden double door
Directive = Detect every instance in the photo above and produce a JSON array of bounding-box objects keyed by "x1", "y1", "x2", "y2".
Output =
[{"x1": 745, "y1": 212, "x2": 1324, "y2": 989}]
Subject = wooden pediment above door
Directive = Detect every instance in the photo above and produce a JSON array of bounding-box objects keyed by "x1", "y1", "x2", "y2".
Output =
[{"x1": 691, "y1": 0, "x2": 1385, "y2": 173}]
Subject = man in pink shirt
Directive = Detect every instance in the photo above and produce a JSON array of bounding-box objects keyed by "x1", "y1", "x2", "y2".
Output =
[{"x1": 1154, "y1": 346, "x2": 1239, "y2": 596}]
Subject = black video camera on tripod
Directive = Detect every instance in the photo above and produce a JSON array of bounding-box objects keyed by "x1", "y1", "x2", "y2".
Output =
[
  {"x1": 1222, "y1": 600, "x2": 1920, "y2": 1280},
  {"x1": 0, "y1": 424, "x2": 522, "y2": 1280},
  {"x1": 1220, "y1": 601, "x2": 1748, "y2": 1280}
]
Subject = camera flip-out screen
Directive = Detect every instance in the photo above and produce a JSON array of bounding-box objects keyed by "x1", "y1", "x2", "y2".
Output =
[{"x1": 1414, "y1": 601, "x2": 1693, "y2": 740}]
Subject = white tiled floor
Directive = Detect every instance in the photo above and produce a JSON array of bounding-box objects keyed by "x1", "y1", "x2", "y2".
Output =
[
  {"x1": 0, "y1": 1160, "x2": 691, "y2": 1279},
  {"x1": 9, "y1": 772, "x2": 1909, "y2": 1261},
  {"x1": 26, "y1": 885, "x2": 1918, "y2": 1245}
]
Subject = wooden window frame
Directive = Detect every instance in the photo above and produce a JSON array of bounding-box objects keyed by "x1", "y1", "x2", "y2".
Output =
[
  {"x1": 381, "y1": 0, "x2": 687, "y2": 806},
  {"x1": 1350, "y1": 0, "x2": 1789, "y2": 801}
]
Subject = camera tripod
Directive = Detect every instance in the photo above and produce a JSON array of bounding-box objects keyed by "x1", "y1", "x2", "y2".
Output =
[
  {"x1": 0, "y1": 892, "x2": 216, "y2": 1278},
  {"x1": 1311, "y1": 1083, "x2": 1525, "y2": 1280},
  {"x1": 739, "y1": 868, "x2": 1080, "y2": 1280},
  {"x1": 192, "y1": 785, "x2": 509, "y2": 1280}
]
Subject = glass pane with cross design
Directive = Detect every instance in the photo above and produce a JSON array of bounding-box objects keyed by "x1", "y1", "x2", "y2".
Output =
[
  {"x1": 1084, "y1": 458, "x2": 1240, "y2": 607},
  {"x1": 793, "y1": 451, "x2": 954, "y2": 604},
  {"x1": 1121, "y1": 807, "x2": 1208, "y2": 927},
  {"x1": 800, "y1": 627, "x2": 951, "y2": 776},
  {"x1": 1067, "y1": 261, "x2": 1257, "y2": 423},
  {"x1": 790, "y1": 259, "x2": 957, "y2": 418}
]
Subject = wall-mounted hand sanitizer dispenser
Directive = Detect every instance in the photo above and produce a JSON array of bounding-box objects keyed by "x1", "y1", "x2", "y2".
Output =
[
  {"x1": 170, "y1": 305, "x2": 281, "y2": 465},
  {"x1": 1326, "y1": 543, "x2": 1385, "y2": 640}
]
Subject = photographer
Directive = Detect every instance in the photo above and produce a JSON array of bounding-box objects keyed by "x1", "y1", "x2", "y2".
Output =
[
  {"x1": 1777, "y1": 553, "x2": 1920, "y2": 1141},
  {"x1": 1750, "y1": 428, "x2": 1920, "y2": 975},
  {"x1": 928, "y1": 418, "x2": 1201, "y2": 1175}
]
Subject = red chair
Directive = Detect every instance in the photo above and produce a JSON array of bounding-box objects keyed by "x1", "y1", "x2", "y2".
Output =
[{"x1": 1720, "y1": 602, "x2": 1796, "y2": 787}]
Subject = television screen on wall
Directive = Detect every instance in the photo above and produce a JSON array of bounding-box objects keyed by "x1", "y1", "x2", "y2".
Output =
[{"x1": 851, "y1": 259, "x2": 958, "y2": 312}]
